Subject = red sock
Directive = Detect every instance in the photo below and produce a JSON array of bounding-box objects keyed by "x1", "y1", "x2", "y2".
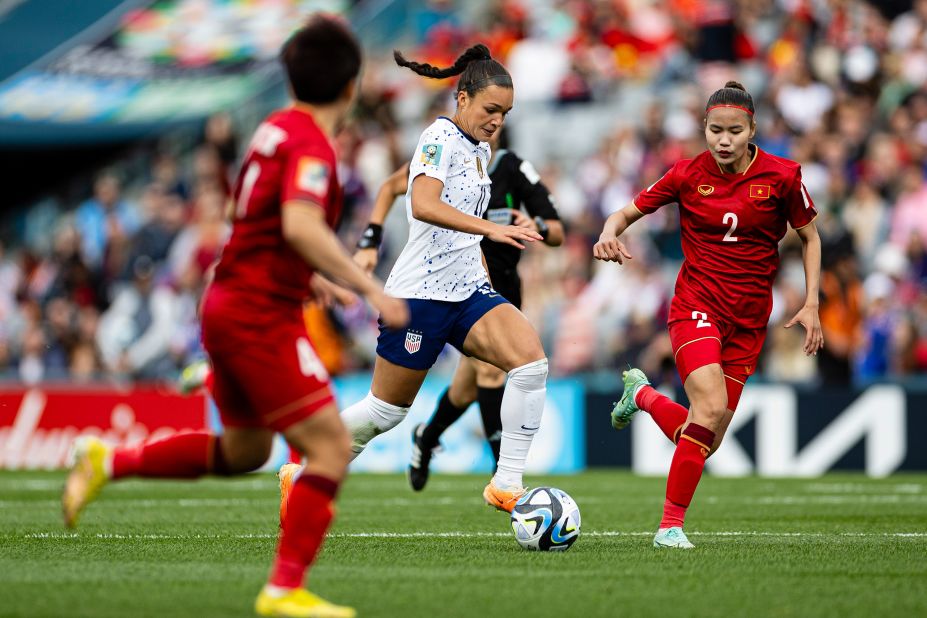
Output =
[
  {"x1": 269, "y1": 474, "x2": 340, "y2": 589},
  {"x1": 111, "y1": 432, "x2": 227, "y2": 479},
  {"x1": 635, "y1": 385, "x2": 688, "y2": 443},
  {"x1": 661, "y1": 423, "x2": 715, "y2": 529}
]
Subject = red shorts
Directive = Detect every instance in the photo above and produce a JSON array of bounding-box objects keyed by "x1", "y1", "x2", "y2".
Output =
[
  {"x1": 668, "y1": 309, "x2": 766, "y2": 411},
  {"x1": 200, "y1": 285, "x2": 336, "y2": 433}
]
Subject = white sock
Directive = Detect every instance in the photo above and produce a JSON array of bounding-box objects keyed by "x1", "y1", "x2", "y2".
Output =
[
  {"x1": 262, "y1": 584, "x2": 295, "y2": 598},
  {"x1": 493, "y1": 358, "x2": 548, "y2": 489},
  {"x1": 340, "y1": 392, "x2": 409, "y2": 460}
]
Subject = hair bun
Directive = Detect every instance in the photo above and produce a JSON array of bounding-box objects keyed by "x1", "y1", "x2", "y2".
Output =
[
  {"x1": 724, "y1": 80, "x2": 746, "y2": 91},
  {"x1": 471, "y1": 43, "x2": 491, "y2": 60}
]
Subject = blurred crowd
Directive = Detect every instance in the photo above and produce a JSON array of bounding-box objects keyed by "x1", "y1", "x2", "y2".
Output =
[{"x1": 4, "y1": 0, "x2": 927, "y2": 388}]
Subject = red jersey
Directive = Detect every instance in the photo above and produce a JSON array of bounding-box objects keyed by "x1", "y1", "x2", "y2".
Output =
[
  {"x1": 212, "y1": 107, "x2": 342, "y2": 313},
  {"x1": 633, "y1": 146, "x2": 817, "y2": 329}
]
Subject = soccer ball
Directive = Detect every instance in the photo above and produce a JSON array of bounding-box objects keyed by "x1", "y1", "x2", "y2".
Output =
[{"x1": 510, "y1": 487, "x2": 581, "y2": 551}]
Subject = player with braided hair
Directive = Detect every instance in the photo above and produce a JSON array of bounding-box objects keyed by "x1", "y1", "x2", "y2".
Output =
[{"x1": 292, "y1": 43, "x2": 549, "y2": 514}]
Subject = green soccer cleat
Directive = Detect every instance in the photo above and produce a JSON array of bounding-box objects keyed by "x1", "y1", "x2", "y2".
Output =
[
  {"x1": 653, "y1": 527, "x2": 695, "y2": 549},
  {"x1": 610, "y1": 368, "x2": 650, "y2": 430},
  {"x1": 177, "y1": 359, "x2": 210, "y2": 395}
]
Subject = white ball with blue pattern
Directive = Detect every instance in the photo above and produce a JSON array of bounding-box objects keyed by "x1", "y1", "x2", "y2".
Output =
[{"x1": 510, "y1": 487, "x2": 581, "y2": 551}]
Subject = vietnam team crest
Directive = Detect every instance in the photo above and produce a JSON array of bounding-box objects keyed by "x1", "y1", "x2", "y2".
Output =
[
  {"x1": 420, "y1": 143, "x2": 442, "y2": 166},
  {"x1": 697, "y1": 184, "x2": 714, "y2": 196},
  {"x1": 404, "y1": 331, "x2": 423, "y2": 354}
]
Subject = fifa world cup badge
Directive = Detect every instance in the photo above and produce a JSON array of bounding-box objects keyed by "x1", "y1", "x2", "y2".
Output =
[
  {"x1": 476, "y1": 157, "x2": 484, "y2": 178},
  {"x1": 421, "y1": 143, "x2": 442, "y2": 166}
]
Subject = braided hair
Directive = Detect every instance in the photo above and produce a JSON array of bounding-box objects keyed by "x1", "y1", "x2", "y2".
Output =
[{"x1": 394, "y1": 43, "x2": 512, "y2": 96}]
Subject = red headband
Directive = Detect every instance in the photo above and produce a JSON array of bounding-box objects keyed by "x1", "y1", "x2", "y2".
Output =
[{"x1": 706, "y1": 104, "x2": 754, "y2": 117}]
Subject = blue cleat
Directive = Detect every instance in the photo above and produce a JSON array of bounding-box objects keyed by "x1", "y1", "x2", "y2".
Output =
[
  {"x1": 653, "y1": 526, "x2": 695, "y2": 549},
  {"x1": 610, "y1": 368, "x2": 650, "y2": 430}
]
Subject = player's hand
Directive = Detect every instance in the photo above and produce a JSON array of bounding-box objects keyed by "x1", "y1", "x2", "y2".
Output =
[
  {"x1": 311, "y1": 274, "x2": 358, "y2": 308},
  {"x1": 784, "y1": 304, "x2": 824, "y2": 355},
  {"x1": 510, "y1": 209, "x2": 537, "y2": 231},
  {"x1": 593, "y1": 234, "x2": 633, "y2": 264},
  {"x1": 353, "y1": 248, "x2": 379, "y2": 274},
  {"x1": 368, "y1": 291, "x2": 409, "y2": 328},
  {"x1": 487, "y1": 224, "x2": 542, "y2": 249}
]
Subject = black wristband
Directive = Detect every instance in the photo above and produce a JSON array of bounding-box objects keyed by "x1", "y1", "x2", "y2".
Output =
[
  {"x1": 534, "y1": 216, "x2": 550, "y2": 241},
  {"x1": 356, "y1": 223, "x2": 383, "y2": 250}
]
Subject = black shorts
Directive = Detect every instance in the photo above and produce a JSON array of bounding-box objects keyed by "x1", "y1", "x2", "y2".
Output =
[{"x1": 488, "y1": 269, "x2": 522, "y2": 309}]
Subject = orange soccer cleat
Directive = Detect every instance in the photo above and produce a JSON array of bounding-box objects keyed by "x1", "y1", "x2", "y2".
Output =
[{"x1": 482, "y1": 481, "x2": 527, "y2": 513}]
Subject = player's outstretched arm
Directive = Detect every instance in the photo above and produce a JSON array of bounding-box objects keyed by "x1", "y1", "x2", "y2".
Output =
[
  {"x1": 411, "y1": 175, "x2": 541, "y2": 249},
  {"x1": 784, "y1": 221, "x2": 824, "y2": 355},
  {"x1": 282, "y1": 201, "x2": 408, "y2": 327},
  {"x1": 354, "y1": 162, "x2": 410, "y2": 273},
  {"x1": 593, "y1": 203, "x2": 642, "y2": 263}
]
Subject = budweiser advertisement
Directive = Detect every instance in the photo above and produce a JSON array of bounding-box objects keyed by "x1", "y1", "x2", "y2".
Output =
[{"x1": 0, "y1": 386, "x2": 208, "y2": 470}]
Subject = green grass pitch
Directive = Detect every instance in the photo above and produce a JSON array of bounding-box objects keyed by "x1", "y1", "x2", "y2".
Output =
[{"x1": 1, "y1": 470, "x2": 925, "y2": 617}]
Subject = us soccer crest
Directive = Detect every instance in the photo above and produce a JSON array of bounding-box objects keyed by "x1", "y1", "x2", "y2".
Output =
[
  {"x1": 404, "y1": 330, "x2": 423, "y2": 354},
  {"x1": 476, "y1": 157, "x2": 484, "y2": 178}
]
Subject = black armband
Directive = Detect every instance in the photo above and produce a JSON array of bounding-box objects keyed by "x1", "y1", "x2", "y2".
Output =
[
  {"x1": 356, "y1": 223, "x2": 383, "y2": 250},
  {"x1": 534, "y1": 216, "x2": 550, "y2": 241}
]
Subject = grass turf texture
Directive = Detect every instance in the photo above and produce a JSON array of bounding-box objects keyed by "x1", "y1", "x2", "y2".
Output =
[{"x1": 1, "y1": 470, "x2": 925, "y2": 617}]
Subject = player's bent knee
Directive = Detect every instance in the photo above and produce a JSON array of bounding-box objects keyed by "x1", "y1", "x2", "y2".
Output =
[{"x1": 507, "y1": 357, "x2": 548, "y2": 390}]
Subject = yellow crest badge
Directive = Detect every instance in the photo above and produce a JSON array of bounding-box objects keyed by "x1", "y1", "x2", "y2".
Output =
[
  {"x1": 476, "y1": 157, "x2": 484, "y2": 178},
  {"x1": 749, "y1": 184, "x2": 771, "y2": 199},
  {"x1": 697, "y1": 184, "x2": 714, "y2": 196}
]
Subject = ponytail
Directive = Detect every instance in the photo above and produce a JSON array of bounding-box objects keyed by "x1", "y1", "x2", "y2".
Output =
[{"x1": 394, "y1": 43, "x2": 512, "y2": 95}]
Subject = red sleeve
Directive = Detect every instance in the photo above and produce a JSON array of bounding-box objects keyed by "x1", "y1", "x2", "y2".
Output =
[
  {"x1": 632, "y1": 162, "x2": 681, "y2": 214},
  {"x1": 281, "y1": 144, "x2": 335, "y2": 210},
  {"x1": 784, "y1": 167, "x2": 817, "y2": 229}
]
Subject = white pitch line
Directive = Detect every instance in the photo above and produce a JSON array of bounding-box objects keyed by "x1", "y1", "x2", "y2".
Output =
[{"x1": 15, "y1": 531, "x2": 927, "y2": 541}]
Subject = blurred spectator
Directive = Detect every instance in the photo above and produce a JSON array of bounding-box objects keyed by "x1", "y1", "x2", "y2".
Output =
[
  {"x1": 125, "y1": 186, "x2": 188, "y2": 278},
  {"x1": 74, "y1": 172, "x2": 140, "y2": 269},
  {"x1": 889, "y1": 165, "x2": 927, "y2": 248},
  {"x1": 95, "y1": 256, "x2": 180, "y2": 380},
  {"x1": 818, "y1": 251, "x2": 864, "y2": 385},
  {"x1": 167, "y1": 185, "x2": 230, "y2": 281}
]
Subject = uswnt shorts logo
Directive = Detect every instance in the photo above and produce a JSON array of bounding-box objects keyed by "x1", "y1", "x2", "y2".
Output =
[
  {"x1": 420, "y1": 143, "x2": 443, "y2": 166},
  {"x1": 404, "y1": 331, "x2": 423, "y2": 354}
]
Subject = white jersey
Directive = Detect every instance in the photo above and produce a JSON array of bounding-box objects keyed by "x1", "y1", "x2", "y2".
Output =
[{"x1": 385, "y1": 117, "x2": 492, "y2": 301}]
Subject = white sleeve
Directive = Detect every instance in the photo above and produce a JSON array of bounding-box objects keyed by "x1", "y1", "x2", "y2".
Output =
[{"x1": 409, "y1": 125, "x2": 452, "y2": 185}]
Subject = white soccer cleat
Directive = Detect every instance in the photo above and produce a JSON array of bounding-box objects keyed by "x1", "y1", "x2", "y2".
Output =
[{"x1": 653, "y1": 526, "x2": 695, "y2": 549}]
